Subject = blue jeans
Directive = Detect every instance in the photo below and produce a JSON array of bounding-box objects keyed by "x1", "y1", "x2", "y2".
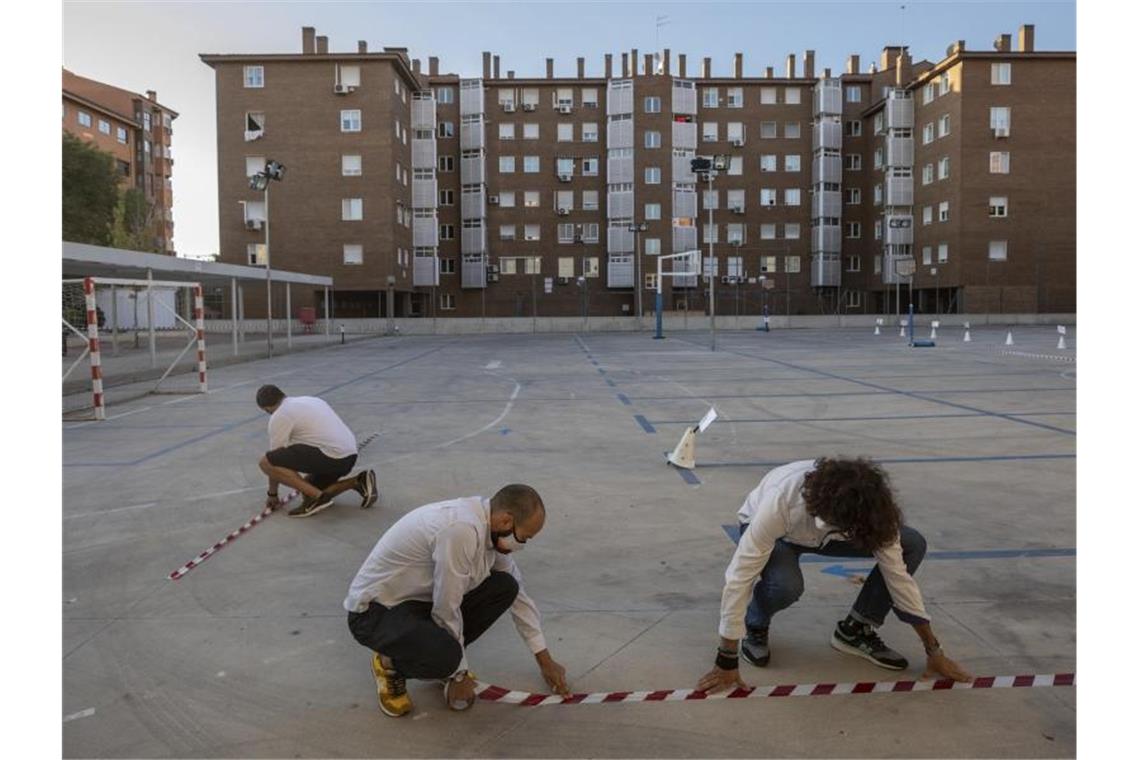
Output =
[{"x1": 742, "y1": 524, "x2": 927, "y2": 632}]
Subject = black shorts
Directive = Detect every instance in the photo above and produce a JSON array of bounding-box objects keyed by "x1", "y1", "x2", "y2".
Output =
[{"x1": 266, "y1": 444, "x2": 357, "y2": 489}]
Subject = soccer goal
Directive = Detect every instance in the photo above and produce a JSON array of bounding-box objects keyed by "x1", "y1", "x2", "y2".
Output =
[{"x1": 63, "y1": 277, "x2": 208, "y2": 421}]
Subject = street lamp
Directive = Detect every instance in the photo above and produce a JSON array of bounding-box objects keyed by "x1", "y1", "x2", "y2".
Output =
[
  {"x1": 692, "y1": 154, "x2": 731, "y2": 351},
  {"x1": 628, "y1": 221, "x2": 648, "y2": 329},
  {"x1": 250, "y1": 159, "x2": 285, "y2": 357}
]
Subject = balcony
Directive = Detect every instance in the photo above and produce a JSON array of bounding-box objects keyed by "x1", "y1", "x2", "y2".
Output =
[
  {"x1": 606, "y1": 81, "x2": 634, "y2": 115},
  {"x1": 671, "y1": 121, "x2": 697, "y2": 150},
  {"x1": 812, "y1": 120, "x2": 843, "y2": 152},
  {"x1": 413, "y1": 254, "x2": 440, "y2": 287},
  {"x1": 884, "y1": 136, "x2": 914, "y2": 167},
  {"x1": 811, "y1": 252, "x2": 841, "y2": 287},
  {"x1": 813, "y1": 80, "x2": 842, "y2": 116},
  {"x1": 459, "y1": 80, "x2": 484, "y2": 116},
  {"x1": 607, "y1": 155, "x2": 634, "y2": 184},
  {"x1": 672, "y1": 225, "x2": 697, "y2": 252},
  {"x1": 607, "y1": 189, "x2": 634, "y2": 219},
  {"x1": 412, "y1": 178, "x2": 438, "y2": 208},
  {"x1": 459, "y1": 121, "x2": 485, "y2": 150},
  {"x1": 811, "y1": 190, "x2": 842, "y2": 219},
  {"x1": 461, "y1": 189, "x2": 486, "y2": 220},
  {"x1": 673, "y1": 189, "x2": 697, "y2": 218},
  {"x1": 606, "y1": 119, "x2": 634, "y2": 148},
  {"x1": 606, "y1": 253, "x2": 634, "y2": 288},
  {"x1": 811, "y1": 224, "x2": 841, "y2": 253},
  {"x1": 884, "y1": 215, "x2": 914, "y2": 245},
  {"x1": 460, "y1": 154, "x2": 485, "y2": 185},
  {"x1": 884, "y1": 175, "x2": 914, "y2": 206},
  {"x1": 413, "y1": 216, "x2": 439, "y2": 247},
  {"x1": 461, "y1": 226, "x2": 486, "y2": 254},
  {"x1": 607, "y1": 226, "x2": 634, "y2": 253},
  {"x1": 461, "y1": 253, "x2": 487, "y2": 288},
  {"x1": 671, "y1": 82, "x2": 697, "y2": 115},
  {"x1": 412, "y1": 138, "x2": 437, "y2": 169},
  {"x1": 811, "y1": 154, "x2": 842, "y2": 185},
  {"x1": 885, "y1": 93, "x2": 914, "y2": 130},
  {"x1": 672, "y1": 154, "x2": 696, "y2": 183},
  {"x1": 411, "y1": 96, "x2": 436, "y2": 129}
]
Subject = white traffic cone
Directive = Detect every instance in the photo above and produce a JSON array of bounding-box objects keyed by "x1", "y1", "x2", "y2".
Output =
[
  {"x1": 1057, "y1": 325, "x2": 1067, "y2": 350},
  {"x1": 1005, "y1": 330, "x2": 1014, "y2": 346},
  {"x1": 874, "y1": 318, "x2": 882, "y2": 336},
  {"x1": 899, "y1": 321, "x2": 907, "y2": 338},
  {"x1": 963, "y1": 322, "x2": 971, "y2": 342},
  {"x1": 666, "y1": 426, "x2": 698, "y2": 470},
  {"x1": 930, "y1": 320, "x2": 939, "y2": 340}
]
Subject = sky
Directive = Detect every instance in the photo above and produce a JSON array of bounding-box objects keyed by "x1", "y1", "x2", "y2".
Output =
[{"x1": 62, "y1": 0, "x2": 1076, "y2": 259}]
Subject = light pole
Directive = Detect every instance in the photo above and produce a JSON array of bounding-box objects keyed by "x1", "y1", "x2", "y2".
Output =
[
  {"x1": 250, "y1": 160, "x2": 285, "y2": 358},
  {"x1": 628, "y1": 221, "x2": 647, "y2": 329},
  {"x1": 931, "y1": 266, "x2": 940, "y2": 317},
  {"x1": 691, "y1": 154, "x2": 730, "y2": 351}
]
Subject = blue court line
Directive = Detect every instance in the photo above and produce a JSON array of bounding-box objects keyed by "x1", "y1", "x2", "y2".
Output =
[
  {"x1": 699, "y1": 453, "x2": 1075, "y2": 469},
  {"x1": 63, "y1": 344, "x2": 450, "y2": 468},
  {"x1": 673, "y1": 338, "x2": 1075, "y2": 437},
  {"x1": 616, "y1": 393, "x2": 632, "y2": 406},
  {"x1": 648, "y1": 411, "x2": 1076, "y2": 425},
  {"x1": 633, "y1": 415, "x2": 657, "y2": 433},
  {"x1": 605, "y1": 378, "x2": 617, "y2": 387},
  {"x1": 597, "y1": 368, "x2": 607, "y2": 375},
  {"x1": 720, "y1": 525, "x2": 1075, "y2": 560},
  {"x1": 676, "y1": 467, "x2": 701, "y2": 485}
]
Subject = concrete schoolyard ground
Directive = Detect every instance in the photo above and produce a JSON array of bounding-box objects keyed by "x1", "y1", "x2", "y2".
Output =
[{"x1": 62, "y1": 325, "x2": 1076, "y2": 758}]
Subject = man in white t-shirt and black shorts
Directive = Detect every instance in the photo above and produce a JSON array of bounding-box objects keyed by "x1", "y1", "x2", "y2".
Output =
[{"x1": 256, "y1": 384, "x2": 378, "y2": 518}]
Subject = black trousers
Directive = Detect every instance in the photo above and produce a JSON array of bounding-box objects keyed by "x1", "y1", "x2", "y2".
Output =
[{"x1": 347, "y1": 570, "x2": 519, "y2": 679}]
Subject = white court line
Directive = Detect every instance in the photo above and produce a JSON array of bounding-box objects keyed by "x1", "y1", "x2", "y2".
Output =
[
  {"x1": 383, "y1": 380, "x2": 522, "y2": 465},
  {"x1": 64, "y1": 405, "x2": 154, "y2": 430},
  {"x1": 63, "y1": 707, "x2": 95, "y2": 723},
  {"x1": 485, "y1": 360, "x2": 502, "y2": 369},
  {"x1": 63, "y1": 502, "x2": 158, "y2": 521},
  {"x1": 185, "y1": 487, "x2": 260, "y2": 502}
]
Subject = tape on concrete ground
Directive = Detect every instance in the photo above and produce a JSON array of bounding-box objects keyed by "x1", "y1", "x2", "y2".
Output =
[
  {"x1": 475, "y1": 673, "x2": 1074, "y2": 706},
  {"x1": 169, "y1": 432, "x2": 380, "y2": 580}
]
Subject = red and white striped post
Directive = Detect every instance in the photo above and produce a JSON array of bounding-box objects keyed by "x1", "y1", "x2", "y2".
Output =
[
  {"x1": 84, "y1": 277, "x2": 106, "y2": 421},
  {"x1": 194, "y1": 284, "x2": 208, "y2": 392}
]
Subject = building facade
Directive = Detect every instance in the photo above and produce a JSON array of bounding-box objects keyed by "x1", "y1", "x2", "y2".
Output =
[
  {"x1": 201, "y1": 24, "x2": 1073, "y2": 319},
  {"x1": 62, "y1": 69, "x2": 178, "y2": 254}
]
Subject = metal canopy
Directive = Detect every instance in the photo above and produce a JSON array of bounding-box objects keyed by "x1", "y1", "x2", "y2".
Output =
[{"x1": 62, "y1": 242, "x2": 333, "y2": 288}]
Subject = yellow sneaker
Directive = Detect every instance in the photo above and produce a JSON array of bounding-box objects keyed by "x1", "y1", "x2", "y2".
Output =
[{"x1": 371, "y1": 653, "x2": 413, "y2": 717}]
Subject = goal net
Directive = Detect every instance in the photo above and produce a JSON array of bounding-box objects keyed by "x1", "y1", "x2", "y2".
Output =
[{"x1": 63, "y1": 277, "x2": 208, "y2": 420}]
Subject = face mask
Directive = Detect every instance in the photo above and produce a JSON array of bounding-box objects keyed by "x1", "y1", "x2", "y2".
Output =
[{"x1": 494, "y1": 528, "x2": 526, "y2": 554}]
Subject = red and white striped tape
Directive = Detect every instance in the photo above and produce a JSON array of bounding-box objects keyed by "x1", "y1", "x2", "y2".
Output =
[
  {"x1": 193, "y1": 284, "x2": 208, "y2": 392},
  {"x1": 84, "y1": 277, "x2": 105, "y2": 421},
  {"x1": 475, "y1": 673, "x2": 1074, "y2": 707},
  {"x1": 168, "y1": 490, "x2": 298, "y2": 580},
  {"x1": 169, "y1": 432, "x2": 379, "y2": 580}
]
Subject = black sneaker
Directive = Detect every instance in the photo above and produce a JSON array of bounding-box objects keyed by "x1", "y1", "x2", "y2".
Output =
[
  {"x1": 740, "y1": 628, "x2": 770, "y2": 667},
  {"x1": 359, "y1": 469, "x2": 379, "y2": 509},
  {"x1": 288, "y1": 490, "x2": 336, "y2": 518},
  {"x1": 830, "y1": 618, "x2": 908, "y2": 670}
]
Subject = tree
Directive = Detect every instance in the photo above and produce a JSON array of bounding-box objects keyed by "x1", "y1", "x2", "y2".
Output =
[
  {"x1": 110, "y1": 187, "x2": 159, "y2": 253},
  {"x1": 62, "y1": 132, "x2": 120, "y2": 246}
]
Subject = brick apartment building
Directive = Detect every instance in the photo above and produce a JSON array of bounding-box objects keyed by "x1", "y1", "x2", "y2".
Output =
[
  {"x1": 62, "y1": 69, "x2": 179, "y2": 254},
  {"x1": 200, "y1": 24, "x2": 1073, "y2": 319}
]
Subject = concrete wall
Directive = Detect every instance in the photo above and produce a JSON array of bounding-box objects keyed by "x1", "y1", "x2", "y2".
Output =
[{"x1": 203, "y1": 312, "x2": 1075, "y2": 336}]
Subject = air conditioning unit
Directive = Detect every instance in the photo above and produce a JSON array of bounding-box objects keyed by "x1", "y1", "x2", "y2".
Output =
[
  {"x1": 333, "y1": 83, "x2": 350, "y2": 95},
  {"x1": 573, "y1": 235, "x2": 583, "y2": 243},
  {"x1": 558, "y1": 104, "x2": 573, "y2": 114},
  {"x1": 489, "y1": 264, "x2": 500, "y2": 274},
  {"x1": 731, "y1": 206, "x2": 744, "y2": 215},
  {"x1": 502, "y1": 103, "x2": 516, "y2": 112},
  {"x1": 558, "y1": 276, "x2": 570, "y2": 285},
  {"x1": 522, "y1": 103, "x2": 537, "y2": 111},
  {"x1": 557, "y1": 208, "x2": 570, "y2": 216},
  {"x1": 488, "y1": 195, "x2": 500, "y2": 205},
  {"x1": 994, "y1": 126, "x2": 1010, "y2": 138},
  {"x1": 488, "y1": 273, "x2": 500, "y2": 283},
  {"x1": 721, "y1": 276, "x2": 733, "y2": 284},
  {"x1": 557, "y1": 174, "x2": 572, "y2": 183},
  {"x1": 731, "y1": 139, "x2": 745, "y2": 147},
  {"x1": 245, "y1": 219, "x2": 263, "y2": 230}
]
